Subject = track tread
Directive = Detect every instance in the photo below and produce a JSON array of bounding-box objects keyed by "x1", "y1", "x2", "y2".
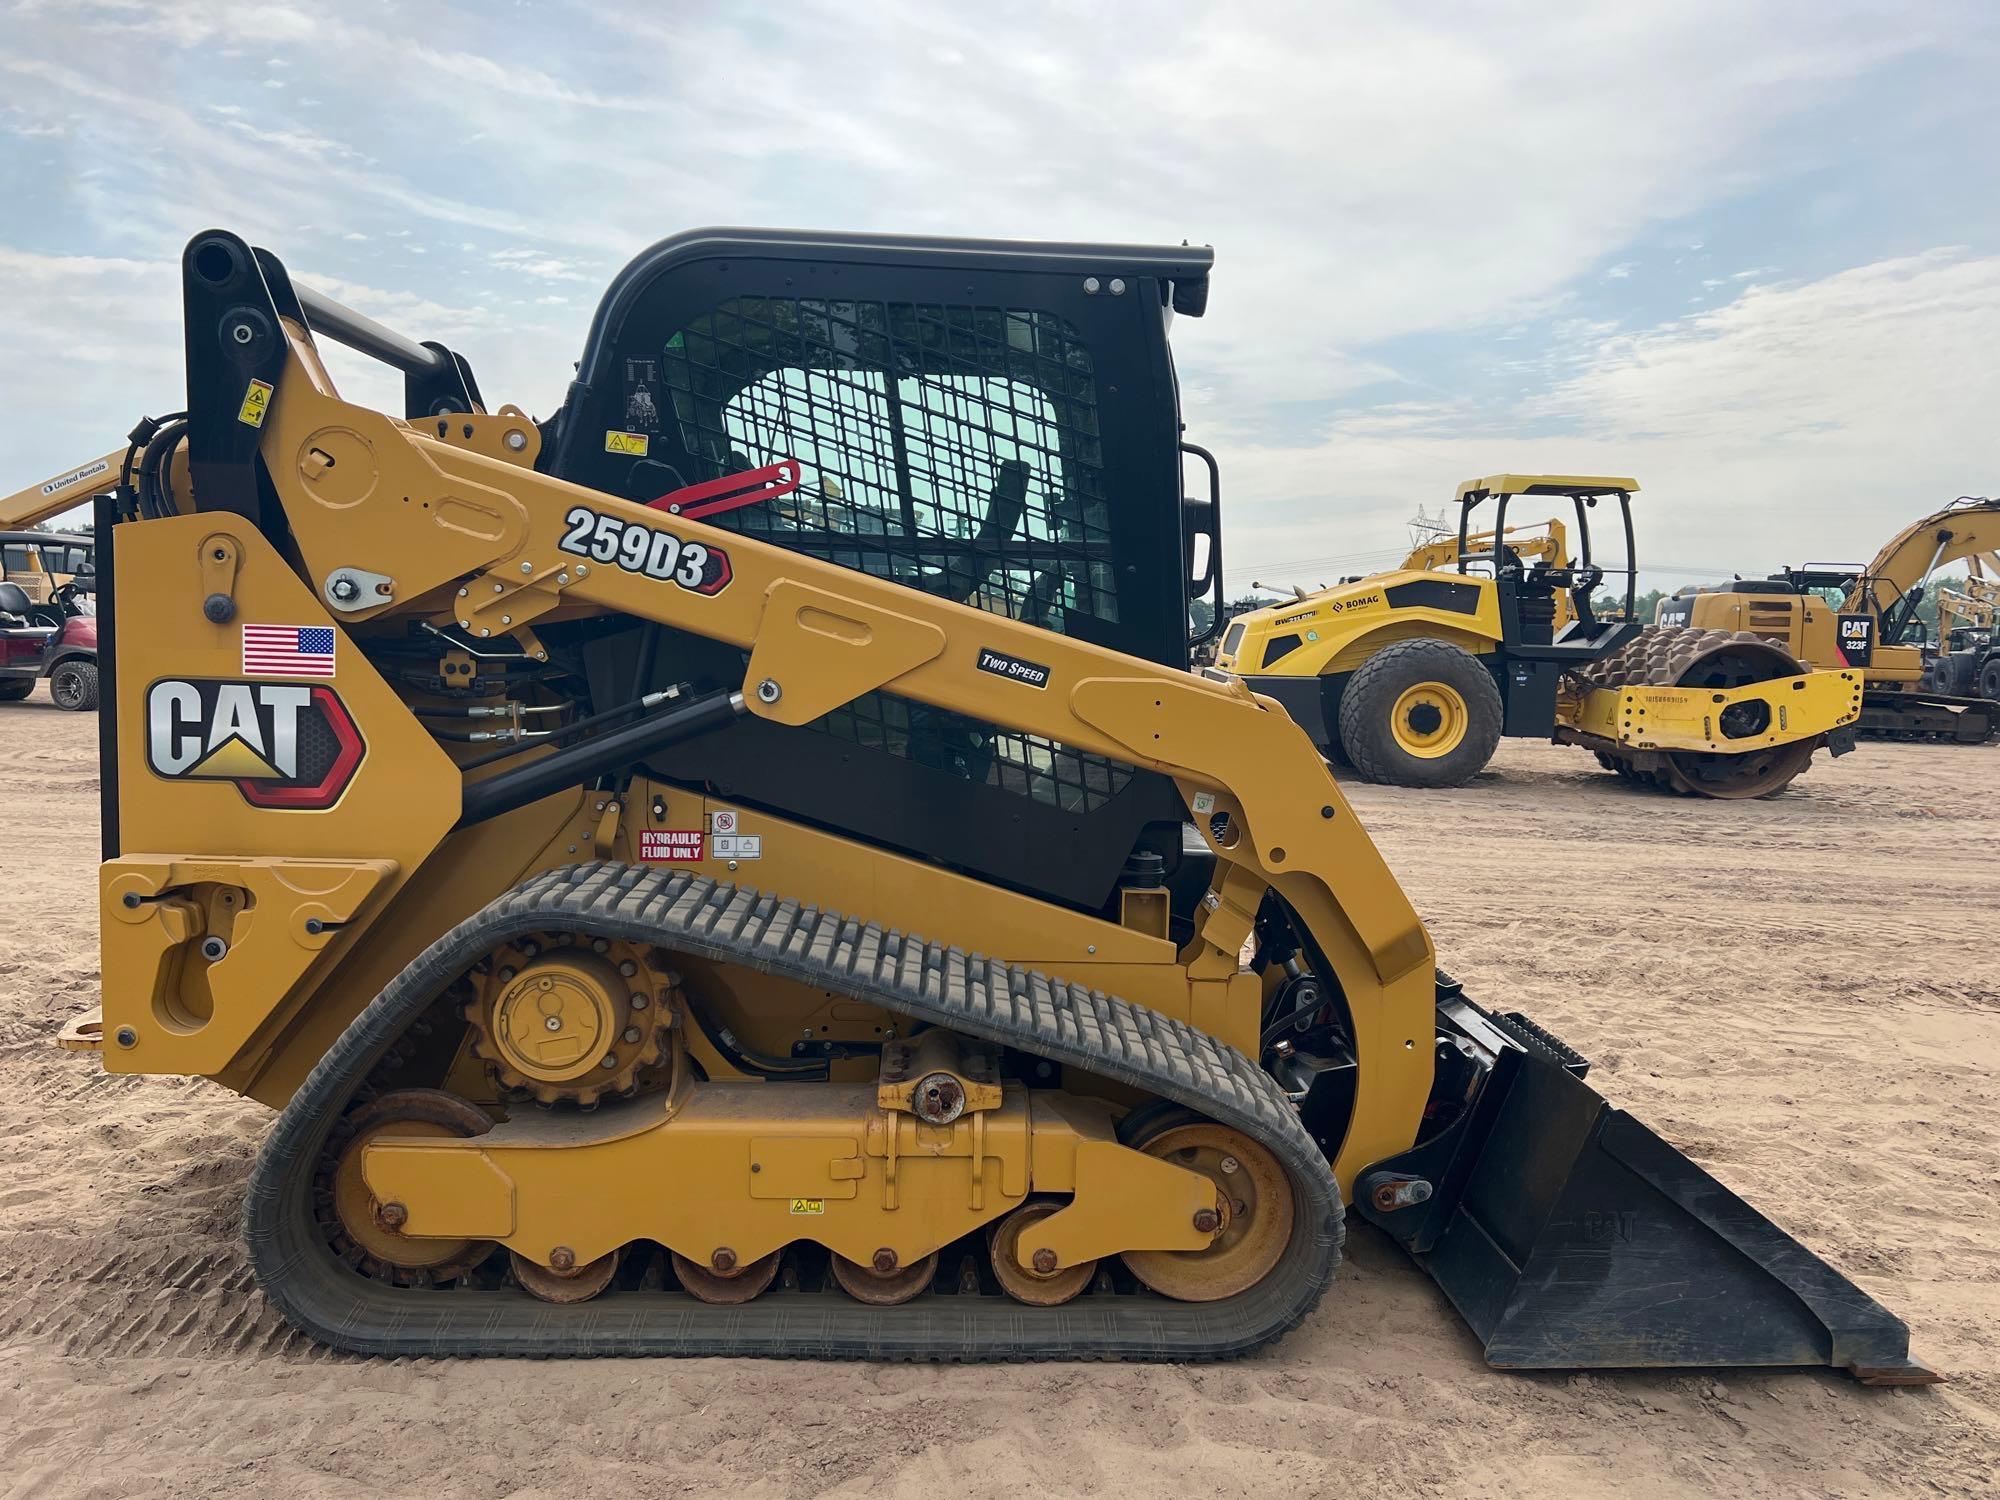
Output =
[{"x1": 246, "y1": 863, "x2": 1344, "y2": 1361}]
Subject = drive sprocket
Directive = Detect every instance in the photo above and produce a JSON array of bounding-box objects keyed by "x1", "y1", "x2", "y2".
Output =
[{"x1": 464, "y1": 934, "x2": 682, "y2": 1106}]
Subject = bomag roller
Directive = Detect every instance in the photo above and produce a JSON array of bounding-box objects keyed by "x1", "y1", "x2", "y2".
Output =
[
  {"x1": 43, "y1": 227, "x2": 1932, "y2": 1378},
  {"x1": 1217, "y1": 478, "x2": 1861, "y2": 795}
]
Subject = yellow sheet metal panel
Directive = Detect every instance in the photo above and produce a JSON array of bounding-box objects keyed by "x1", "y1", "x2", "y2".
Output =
[
  {"x1": 1570, "y1": 669, "x2": 1861, "y2": 751},
  {"x1": 1215, "y1": 571, "x2": 1503, "y2": 680},
  {"x1": 365, "y1": 1083, "x2": 1041, "y2": 1270},
  {"x1": 101, "y1": 856, "x2": 394, "y2": 1077},
  {"x1": 103, "y1": 514, "x2": 462, "y2": 1082}
]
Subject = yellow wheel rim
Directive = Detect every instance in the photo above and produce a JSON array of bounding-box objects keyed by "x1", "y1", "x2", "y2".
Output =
[{"x1": 1389, "y1": 681, "x2": 1469, "y2": 758}]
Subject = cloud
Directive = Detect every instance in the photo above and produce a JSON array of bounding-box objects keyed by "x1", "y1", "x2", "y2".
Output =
[
  {"x1": 1225, "y1": 250, "x2": 2000, "y2": 588},
  {"x1": 490, "y1": 248, "x2": 590, "y2": 281},
  {"x1": 2, "y1": 0, "x2": 1995, "y2": 599}
]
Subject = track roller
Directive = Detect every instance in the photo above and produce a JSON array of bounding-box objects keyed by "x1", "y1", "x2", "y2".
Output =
[
  {"x1": 989, "y1": 1200, "x2": 1097, "y2": 1307},
  {"x1": 671, "y1": 1249, "x2": 781, "y2": 1304},
  {"x1": 830, "y1": 1250, "x2": 939, "y2": 1305},
  {"x1": 512, "y1": 1246, "x2": 619, "y2": 1304}
]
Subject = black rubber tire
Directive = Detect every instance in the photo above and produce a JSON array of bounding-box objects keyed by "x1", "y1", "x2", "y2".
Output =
[
  {"x1": 0, "y1": 678, "x2": 34, "y2": 702},
  {"x1": 1980, "y1": 658, "x2": 2000, "y2": 703},
  {"x1": 1336, "y1": 638, "x2": 1503, "y2": 788},
  {"x1": 48, "y1": 659, "x2": 98, "y2": 712}
]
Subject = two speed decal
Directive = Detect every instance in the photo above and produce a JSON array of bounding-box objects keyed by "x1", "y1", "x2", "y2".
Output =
[
  {"x1": 558, "y1": 505, "x2": 734, "y2": 595},
  {"x1": 976, "y1": 647, "x2": 1051, "y2": 688}
]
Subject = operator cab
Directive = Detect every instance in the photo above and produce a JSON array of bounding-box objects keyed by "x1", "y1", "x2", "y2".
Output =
[
  {"x1": 529, "y1": 229, "x2": 1228, "y2": 918},
  {"x1": 1450, "y1": 476, "x2": 1640, "y2": 658},
  {"x1": 538, "y1": 228, "x2": 1222, "y2": 670},
  {"x1": 1767, "y1": 565, "x2": 1933, "y2": 646}
]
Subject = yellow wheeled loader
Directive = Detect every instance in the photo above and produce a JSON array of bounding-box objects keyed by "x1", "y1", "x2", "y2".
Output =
[
  {"x1": 52, "y1": 227, "x2": 1930, "y2": 1379},
  {"x1": 1215, "y1": 477, "x2": 1860, "y2": 795}
]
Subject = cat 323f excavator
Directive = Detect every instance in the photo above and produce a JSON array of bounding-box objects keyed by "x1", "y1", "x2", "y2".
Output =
[{"x1": 35, "y1": 227, "x2": 1933, "y2": 1379}]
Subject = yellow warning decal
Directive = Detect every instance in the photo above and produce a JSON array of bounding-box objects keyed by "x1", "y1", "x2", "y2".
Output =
[
  {"x1": 237, "y1": 379, "x2": 274, "y2": 428},
  {"x1": 605, "y1": 430, "x2": 650, "y2": 456},
  {"x1": 788, "y1": 1197, "x2": 825, "y2": 1216}
]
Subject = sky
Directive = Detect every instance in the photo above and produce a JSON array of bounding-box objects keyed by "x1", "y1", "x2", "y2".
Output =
[{"x1": 3, "y1": 0, "x2": 1997, "y2": 595}]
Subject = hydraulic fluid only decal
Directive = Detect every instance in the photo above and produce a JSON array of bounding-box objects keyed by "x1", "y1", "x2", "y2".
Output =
[{"x1": 639, "y1": 830, "x2": 705, "y2": 862}]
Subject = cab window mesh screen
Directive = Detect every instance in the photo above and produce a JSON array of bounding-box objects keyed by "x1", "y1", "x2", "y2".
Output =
[
  {"x1": 820, "y1": 689, "x2": 1135, "y2": 813},
  {"x1": 661, "y1": 297, "x2": 1116, "y2": 631},
  {"x1": 662, "y1": 296, "x2": 1133, "y2": 813}
]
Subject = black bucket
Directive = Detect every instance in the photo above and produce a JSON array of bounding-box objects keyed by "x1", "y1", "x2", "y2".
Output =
[{"x1": 1355, "y1": 982, "x2": 1939, "y2": 1386}]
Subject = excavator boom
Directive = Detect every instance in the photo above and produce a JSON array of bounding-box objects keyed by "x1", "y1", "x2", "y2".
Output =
[{"x1": 1845, "y1": 496, "x2": 2000, "y2": 630}]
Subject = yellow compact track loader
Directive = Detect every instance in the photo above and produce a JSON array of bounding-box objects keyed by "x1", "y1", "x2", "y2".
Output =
[
  {"x1": 50, "y1": 228, "x2": 1931, "y2": 1379},
  {"x1": 1216, "y1": 478, "x2": 1859, "y2": 796},
  {"x1": 1660, "y1": 498, "x2": 2000, "y2": 743}
]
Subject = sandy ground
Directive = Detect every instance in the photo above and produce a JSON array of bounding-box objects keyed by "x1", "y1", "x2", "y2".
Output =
[{"x1": 1, "y1": 685, "x2": 1996, "y2": 1499}]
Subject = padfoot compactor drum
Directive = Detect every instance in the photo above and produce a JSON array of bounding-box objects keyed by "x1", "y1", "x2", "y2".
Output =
[
  {"x1": 1560, "y1": 627, "x2": 1857, "y2": 797},
  {"x1": 1215, "y1": 478, "x2": 1860, "y2": 793},
  {"x1": 41, "y1": 227, "x2": 1932, "y2": 1379}
]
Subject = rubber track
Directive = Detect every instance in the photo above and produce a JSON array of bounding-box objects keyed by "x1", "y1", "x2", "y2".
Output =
[
  {"x1": 1857, "y1": 690, "x2": 1998, "y2": 744},
  {"x1": 246, "y1": 862, "x2": 1345, "y2": 1360}
]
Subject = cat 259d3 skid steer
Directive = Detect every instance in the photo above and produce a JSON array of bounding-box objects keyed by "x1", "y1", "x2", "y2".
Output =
[{"x1": 51, "y1": 227, "x2": 1932, "y2": 1379}]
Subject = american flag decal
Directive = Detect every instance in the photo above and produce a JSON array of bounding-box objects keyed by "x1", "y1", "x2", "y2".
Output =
[{"x1": 242, "y1": 624, "x2": 337, "y2": 678}]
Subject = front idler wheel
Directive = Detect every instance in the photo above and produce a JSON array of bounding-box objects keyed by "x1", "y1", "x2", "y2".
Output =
[{"x1": 1120, "y1": 1121, "x2": 1294, "y2": 1302}]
